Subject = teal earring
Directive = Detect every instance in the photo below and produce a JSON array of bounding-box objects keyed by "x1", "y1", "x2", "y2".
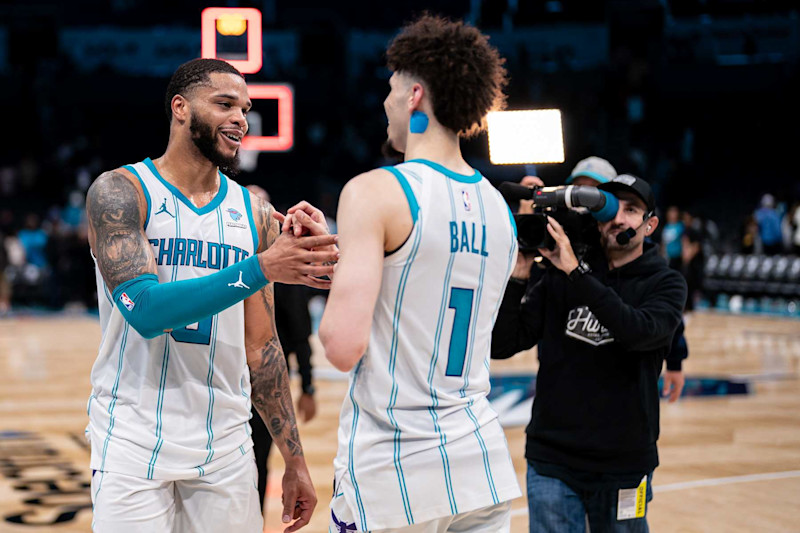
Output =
[{"x1": 409, "y1": 111, "x2": 429, "y2": 134}]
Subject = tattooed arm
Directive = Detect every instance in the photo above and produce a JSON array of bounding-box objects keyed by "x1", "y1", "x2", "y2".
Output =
[
  {"x1": 245, "y1": 194, "x2": 317, "y2": 531},
  {"x1": 86, "y1": 169, "x2": 157, "y2": 291}
]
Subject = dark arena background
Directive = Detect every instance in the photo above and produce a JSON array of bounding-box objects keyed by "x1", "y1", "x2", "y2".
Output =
[{"x1": 0, "y1": 1, "x2": 799, "y2": 531}]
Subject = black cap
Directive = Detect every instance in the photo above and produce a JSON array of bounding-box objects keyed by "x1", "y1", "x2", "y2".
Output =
[{"x1": 598, "y1": 174, "x2": 655, "y2": 214}]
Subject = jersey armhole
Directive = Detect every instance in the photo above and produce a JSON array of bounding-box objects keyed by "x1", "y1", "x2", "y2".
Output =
[
  {"x1": 240, "y1": 185, "x2": 260, "y2": 253},
  {"x1": 381, "y1": 166, "x2": 419, "y2": 257},
  {"x1": 123, "y1": 164, "x2": 151, "y2": 231}
]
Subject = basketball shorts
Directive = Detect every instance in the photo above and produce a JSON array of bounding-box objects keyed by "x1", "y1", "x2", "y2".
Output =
[{"x1": 91, "y1": 448, "x2": 262, "y2": 532}]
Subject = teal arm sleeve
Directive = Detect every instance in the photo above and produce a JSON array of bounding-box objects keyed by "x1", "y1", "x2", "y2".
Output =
[{"x1": 111, "y1": 255, "x2": 268, "y2": 339}]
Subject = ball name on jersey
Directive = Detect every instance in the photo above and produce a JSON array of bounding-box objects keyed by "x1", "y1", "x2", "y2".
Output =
[{"x1": 449, "y1": 221, "x2": 489, "y2": 257}]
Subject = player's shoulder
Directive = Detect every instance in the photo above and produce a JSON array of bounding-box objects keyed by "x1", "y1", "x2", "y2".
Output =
[
  {"x1": 87, "y1": 166, "x2": 145, "y2": 205},
  {"x1": 341, "y1": 168, "x2": 404, "y2": 202}
]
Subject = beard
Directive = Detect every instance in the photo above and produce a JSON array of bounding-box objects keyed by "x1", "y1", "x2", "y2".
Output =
[
  {"x1": 381, "y1": 138, "x2": 404, "y2": 163},
  {"x1": 190, "y1": 112, "x2": 240, "y2": 176}
]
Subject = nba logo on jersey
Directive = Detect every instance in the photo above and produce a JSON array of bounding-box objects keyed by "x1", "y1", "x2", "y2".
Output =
[
  {"x1": 119, "y1": 292, "x2": 135, "y2": 311},
  {"x1": 462, "y1": 189, "x2": 472, "y2": 211},
  {"x1": 227, "y1": 208, "x2": 243, "y2": 221}
]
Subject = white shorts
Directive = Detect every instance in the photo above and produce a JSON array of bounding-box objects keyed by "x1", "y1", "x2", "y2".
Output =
[
  {"x1": 330, "y1": 495, "x2": 511, "y2": 533},
  {"x1": 91, "y1": 448, "x2": 262, "y2": 533}
]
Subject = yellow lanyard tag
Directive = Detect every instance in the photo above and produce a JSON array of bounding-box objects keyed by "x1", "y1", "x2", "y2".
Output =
[{"x1": 617, "y1": 475, "x2": 647, "y2": 520}]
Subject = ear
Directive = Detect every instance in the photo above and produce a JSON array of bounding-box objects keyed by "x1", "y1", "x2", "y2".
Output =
[
  {"x1": 171, "y1": 94, "x2": 190, "y2": 124},
  {"x1": 645, "y1": 216, "x2": 659, "y2": 236},
  {"x1": 408, "y1": 82, "x2": 425, "y2": 112}
]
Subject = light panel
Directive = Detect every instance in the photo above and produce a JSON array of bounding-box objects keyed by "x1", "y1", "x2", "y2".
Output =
[
  {"x1": 487, "y1": 109, "x2": 565, "y2": 165},
  {"x1": 242, "y1": 84, "x2": 294, "y2": 152}
]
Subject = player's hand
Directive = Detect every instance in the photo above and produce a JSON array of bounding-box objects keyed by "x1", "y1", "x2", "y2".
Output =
[
  {"x1": 297, "y1": 393, "x2": 317, "y2": 423},
  {"x1": 662, "y1": 370, "x2": 685, "y2": 403},
  {"x1": 281, "y1": 463, "x2": 317, "y2": 532},
  {"x1": 258, "y1": 233, "x2": 339, "y2": 289},
  {"x1": 518, "y1": 175, "x2": 544, "y2": 214},
  {"x1": 538, "y1": 216, "x2": 579, "y2": 275},
  {"x1": 276, "y1": 201, "x2": 331, "y2": 237}
]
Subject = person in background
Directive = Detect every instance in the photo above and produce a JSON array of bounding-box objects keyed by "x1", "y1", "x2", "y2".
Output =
[
  {"x1": 754, "y1": 194, "x2": 783, "y2": 255},
  {"x1": 660, "y1": 206, "x2": 684, "y2": 269}
]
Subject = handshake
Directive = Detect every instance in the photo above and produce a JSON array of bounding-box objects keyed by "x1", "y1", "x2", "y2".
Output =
[{"x1": 257, "y1": 201, "x2": 340, "y2": 290}]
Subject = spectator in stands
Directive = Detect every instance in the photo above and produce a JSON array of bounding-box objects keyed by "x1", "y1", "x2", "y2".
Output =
[
  {"x1": 754, "y1": 194, "x2": 783, "y2": 255},
  {"x1": 680, "y1": 227, "x2": 704, "y2": 311},
  {"x1": 17, "y1": 213, "x2": 49, "y2": 269},
  {"x1": 741, "y1": 215, "x2": 761, "y2": 254},
  {"x1": 791, "y1": 202, "x2": 800, "y2": 255},
  {"x1": 661, "y1": 206, "x2": 684, "y2": 269}
]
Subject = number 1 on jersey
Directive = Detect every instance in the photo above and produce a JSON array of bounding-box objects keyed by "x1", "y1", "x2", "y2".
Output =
[{"x1": 446, "y1": 287, "x2": 474, "y2": 377}]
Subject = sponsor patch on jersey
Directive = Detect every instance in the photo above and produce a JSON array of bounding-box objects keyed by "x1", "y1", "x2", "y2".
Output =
[
  {"x1": 462, "y1": 189, "x2": 472, "y2": 211},
  {"x1": 225, "y1": 208, "x2": 247, "y2": 229},
  {"x1": 564, "y1": 306, "x2": 614, "y2": 346},
  {"x1": 119, "y1": 292, "x2": 135, "y2": 311}
]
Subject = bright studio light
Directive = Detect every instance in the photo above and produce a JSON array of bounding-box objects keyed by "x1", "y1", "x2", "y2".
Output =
[{"x1": 487, "y1": 109, "x2": 565, "y2": 165}]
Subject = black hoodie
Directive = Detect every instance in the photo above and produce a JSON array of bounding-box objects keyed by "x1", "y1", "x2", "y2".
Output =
[{"x1": 492, "y1": 243, "x2": 687, "y2": 477}]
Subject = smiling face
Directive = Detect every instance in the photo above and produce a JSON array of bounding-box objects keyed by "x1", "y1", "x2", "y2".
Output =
[
  {"x1": 181, "y1": 72, "x2": 251, "y2": 175},
  {"x1": 598, "y1": 191, "x2": 657, "y2": 252}
]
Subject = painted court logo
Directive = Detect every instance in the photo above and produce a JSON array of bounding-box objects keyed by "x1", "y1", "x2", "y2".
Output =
[
  {"x1": 119, "y1": 293, "x2": 135, "y2": 311},
  {"x1": 462, "y1": 189, "x2": 472, "y2": 211},
  {"x1": 565, "y1": 306, "x2": 614, "y2": 346},
  {"x1": 226, "y1": 207, "x2": 247, "y2": 229}
]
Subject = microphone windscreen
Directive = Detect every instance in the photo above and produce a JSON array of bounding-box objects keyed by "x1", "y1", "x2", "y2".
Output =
[
  {"x1": 499, "y1": 182, "x2": 536, "y2": 201},
  {"x1": 616, "y1": 228, "x2": 635, "y2": 245}
]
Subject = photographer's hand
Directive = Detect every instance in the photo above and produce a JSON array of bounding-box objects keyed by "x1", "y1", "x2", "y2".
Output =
[
  {"x1": 538, "y1": 216, "x2": 579, "y2": 274},
  {"x1": 518, "y1": 175, "x2": 545, "y2": 215},
  {"x1": 511, "y1": 252, "x2": 536, "y2": 280}
]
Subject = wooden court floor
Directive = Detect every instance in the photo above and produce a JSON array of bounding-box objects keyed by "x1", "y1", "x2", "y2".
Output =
[{"x1": 0, "y1": 311, "x2": 798, "y2": 532}]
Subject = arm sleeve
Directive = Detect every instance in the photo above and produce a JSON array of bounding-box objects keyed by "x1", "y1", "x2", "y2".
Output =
[
  {"x1": 665, "y1": 319, "x2": 688, "y2": 371},
  {"x1": 112, "y1": 255, "x2": 269, "y2": 339},
  {"x1": 570, "y1": 269, "x2": 687, "y2": 352},
  {"x1": 491, "y1": 276, "x2": 547, "y2": 359}
]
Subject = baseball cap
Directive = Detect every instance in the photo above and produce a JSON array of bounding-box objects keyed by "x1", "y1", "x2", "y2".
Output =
[
  {"x1": 598, "y1": 174, "x2": 656, "y2": 214},
  {"x1": 566, "y1": 156, "x2": 617, "y2": 185}
]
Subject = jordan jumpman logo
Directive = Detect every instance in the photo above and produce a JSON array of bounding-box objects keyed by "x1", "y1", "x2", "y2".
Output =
[
  {"x1": 228, "y1": 271, "x2": 250, "y2": 289},
  {"x1": 155, "y1": 198, "x2": 175, "y2": 218}
]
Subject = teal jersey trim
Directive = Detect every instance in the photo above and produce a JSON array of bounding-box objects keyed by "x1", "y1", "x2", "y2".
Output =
[
  {"x1": 124, "y1": 164, "x2": 151, "y2": 230},
  {"x1": 348, "y1": 360, "x2": 368, "y2": 529},
  {"x1": 240, "y1": 185, "x2": 260, "y2": 252},
  {"x1": 96, "y1": 322, "x2": 130, "y2": 501},
  {"x1": 406, "y1": 158, "x2": 482, "y2": 184},
  {"x1": 506, "y1": 205, "x2": 517, "y2": 238},
  {"x1": 382, "y1": 166, "x2": 419, "y2": 225},
  {"x1": 143, "y1": 157, "x2": 229, "y2": 216},
  {"x1": 147, "y1": 340, "x2": 171, "y2": 479},
  {"x1": 386, "y1": 215, "x2": 424, "y2": 525},
  {"x1": 427, "y1": 177, "x2": 460, "y2": 514}
]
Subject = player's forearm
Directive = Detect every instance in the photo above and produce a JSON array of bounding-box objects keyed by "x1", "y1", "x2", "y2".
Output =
[{"x1": 249, "y1": 337, "x2": 305, "y2": 462}]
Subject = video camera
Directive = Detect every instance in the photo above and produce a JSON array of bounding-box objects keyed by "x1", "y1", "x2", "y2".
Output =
[{"x1": 498, "y1": 182, "x2": 619, "y2": 254}]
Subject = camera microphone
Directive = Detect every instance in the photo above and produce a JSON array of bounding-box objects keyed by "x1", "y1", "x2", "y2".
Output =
[{"x1": 498, "y1": 182, "x2": 619, "y2": 222}]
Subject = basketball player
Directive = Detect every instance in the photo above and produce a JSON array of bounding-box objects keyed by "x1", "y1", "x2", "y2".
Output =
[
  {"x1": 85, "y1": 59, "x2": 337, "y2": 532},
  {"x1": 317, "y1": 15, "x2": 522, "y2": 532}
]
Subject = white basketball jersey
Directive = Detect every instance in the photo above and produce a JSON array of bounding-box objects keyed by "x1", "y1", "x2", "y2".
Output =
[
  {"x1": 333, "y1": 159, "x2": 521, "y2": 530},
  {"x1": 87, "y1": 158, "x2": 258, "y2": 481}
]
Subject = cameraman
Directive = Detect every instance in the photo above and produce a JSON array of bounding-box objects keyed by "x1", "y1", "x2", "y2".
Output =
[{"x1": 492, "y1": 175, "x2": 687, "y2": 532}]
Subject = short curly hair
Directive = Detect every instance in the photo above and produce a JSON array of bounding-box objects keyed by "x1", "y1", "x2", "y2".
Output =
[
  {"x1": 164, "y1": 59, "x2": 244, "y2": 121},
  {"x1": 386, "y1": 14, "x2": 508, "y2": 138}
]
